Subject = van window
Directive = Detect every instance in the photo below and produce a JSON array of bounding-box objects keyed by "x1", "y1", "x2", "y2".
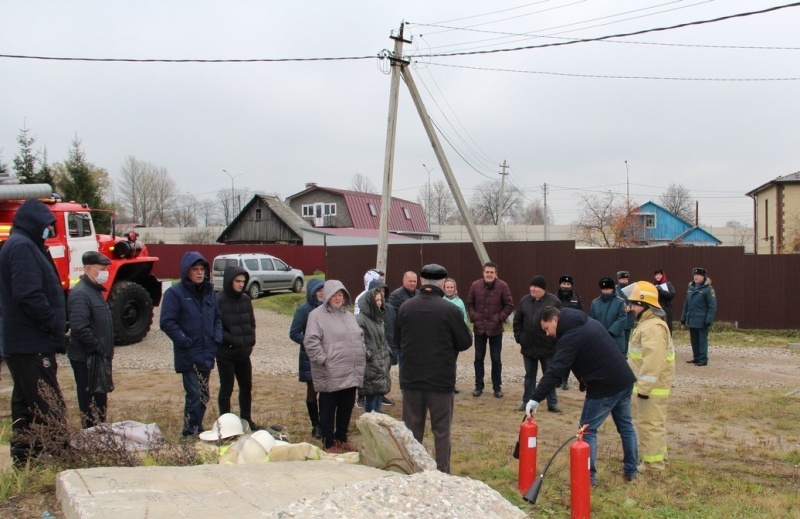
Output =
[
  {"x1": 260, "y1": 258, "x2": 275, "y2": 271},
  {"x1": 274, "y1": 258, "x2": 288, "y2": 271},
  {"x1": 214, "y1": 258, "x2": 239, "y2": 272},
  {"x1": 244, "y1": 258, "x2": 259, "y2": 271}
]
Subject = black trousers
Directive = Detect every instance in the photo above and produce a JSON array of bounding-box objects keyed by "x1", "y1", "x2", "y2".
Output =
[
  {"x1": 402, "y1": 388, "x2": 454, "y2": 473},
  {"x1": 5, "y1": 353, "x2": 66, "y2": 466},
  {"x1": 318, "y1": 387, "x2": 357, "y2": 448},
  {"x1": 216, "y1": 355, "x2": 253, "y2": 421},
  {"x1": 70, "y1": 359, "x2": 108, "y2": 429}
]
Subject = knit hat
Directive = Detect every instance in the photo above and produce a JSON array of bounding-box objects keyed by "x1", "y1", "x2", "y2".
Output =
[
  {"x1": 530, "y1": 275, "x2": 547, "y2": 289},
  {"x1": 599, "y1": 277, "x2": 615, "y2": 290}
]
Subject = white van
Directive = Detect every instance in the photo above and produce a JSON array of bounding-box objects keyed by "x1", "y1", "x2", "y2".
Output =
[{"x1": 211, "y1": 253, "x2": 304, "y2": 299}]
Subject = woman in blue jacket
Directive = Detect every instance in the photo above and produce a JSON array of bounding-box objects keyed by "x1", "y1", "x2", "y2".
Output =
[{"x1": 289, "y1": 277, "x2": 325, "y2": 438}]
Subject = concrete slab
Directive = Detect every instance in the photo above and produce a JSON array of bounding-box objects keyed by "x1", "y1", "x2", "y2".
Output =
[{"x1": 57, "y1": 460, "x2": 398, "y2": 519}]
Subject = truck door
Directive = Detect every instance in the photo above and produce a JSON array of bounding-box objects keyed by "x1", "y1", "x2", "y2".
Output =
[{"x1": 64, "y1": 212, "x2": 99, "y2": 288}]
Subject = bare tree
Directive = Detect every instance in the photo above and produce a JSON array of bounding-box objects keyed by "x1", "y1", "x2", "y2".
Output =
[
  {"x1": 469, "y1": 180, "x2": 523, "y2": 225},
  {"x1": 725, "y1": 220, "x2": 754, "y2": 248},
  {"x1": 350, "y1": 173, "x2": 378, "y2": 193},
  {"x1": 117, "y1": 157, "x2": 164, "y2": 226},
  {"x1": 659, "y1": 183, "x2": 694, "y2": 222},
  {"x1": 416, "y1": 179, "x2": 459, "y2": 226},
  {"x1": 573, "y1": 191, "x2": 643, "y2": 247},
  {"x1": 173, "y1": 193, "x2": 199, "y2": 227},
  {"x1": 151, "y1": 166, "x2": 178, "y2": 226},
  {"x1": 183, "y1": 228, "x2": 217, "y2": 244},
  {"x1": 197, "y1": 199, "x2": 222, "y2": 226},
  {"x1": 512, "y1": 199, "x2": 550, "y2": 225}
]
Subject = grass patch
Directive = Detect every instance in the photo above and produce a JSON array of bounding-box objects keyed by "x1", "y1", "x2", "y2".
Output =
[
  {"x1": 251, "y1": 275, "x2": 325, "y2": 316},
  {"x1": 672, "y1": 327, "x2": 800, "y2": 348}
]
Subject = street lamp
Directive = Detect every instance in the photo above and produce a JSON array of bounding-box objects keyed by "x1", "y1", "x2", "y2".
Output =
[
  {"x1": 423, "y1": 163, "x2": 436, "y2": 227},
  {"x1": 222, "y1": 169, "x2": 241, "y2": 220}
]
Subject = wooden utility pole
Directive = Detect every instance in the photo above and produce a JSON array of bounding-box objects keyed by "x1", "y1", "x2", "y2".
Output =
[
  {"x1": 400, "y1": 64, "x2": 490, "y2": 265},
  {"x1": 498, "y1": 160, "x2": 509, "y2": 226},
  {"x1": 376, "y1": 24, "x2": 410, "y2": 274},
  {"x1": 542, "y1": 182, "x2": 549, "y2": 240}
]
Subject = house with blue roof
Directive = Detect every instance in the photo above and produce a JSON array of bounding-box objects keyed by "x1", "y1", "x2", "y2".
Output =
[{"x1": 631, "y1": 201, "x2": 722, "y2": 246}]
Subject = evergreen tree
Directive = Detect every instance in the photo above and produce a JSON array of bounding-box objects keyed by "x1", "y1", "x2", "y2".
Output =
[
  {"x1": 59, "y1": 137, "x2": 111, "y2": 232},
  {"x1": 32, "y1": 147, "x2": 55, "y2": 186},
  {"x1": 0, "y1": 151, "x2": 8, "y2": 176},
  {"x1": 12, "y1": 125, "x2": 39, "y2": 183}
]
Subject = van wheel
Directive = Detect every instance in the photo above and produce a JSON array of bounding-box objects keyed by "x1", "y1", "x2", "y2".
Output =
[
  {"x1": 109, "y1": 281, "x2": 154, "y2": 345},
  {"x1": 292, "y1": 277, "x2": 304, "y2": 293},
  {"x1": 248, "y1": 282, "x2": 261, "y2": 300}
]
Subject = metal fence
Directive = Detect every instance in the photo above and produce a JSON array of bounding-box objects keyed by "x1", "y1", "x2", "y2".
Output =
[{"x1": 325, "y1": 241, "x2": 800, "y2": 330}]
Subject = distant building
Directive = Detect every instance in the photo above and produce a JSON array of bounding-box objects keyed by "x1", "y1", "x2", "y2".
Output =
[
  {"x1": 746, "y1": 171, "x2": 800, "y2": 254},
  {"x1": 216, "y1": 194, "x2": 308, "y2": 244},
  {"x1": 285, "y1": 183, "x2": 434, "y2": 240},
  {"x1": 630, "y1": 201, "x2": 722, "y2": 247}
]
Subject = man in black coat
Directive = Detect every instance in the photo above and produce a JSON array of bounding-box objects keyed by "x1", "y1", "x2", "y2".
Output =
[
  {"x1": 0, "y1": 199, "x2": 67, "y2": 467},
  {"x1": 395, "y1": 264, "x2": 472, "y2": 473},
  {"x1": 513, "y1": 275, "x2": 562, "y2": 413},
  {"x1": 555, "y1": 274, "x2": 583, "y2": 390},
  {"x1": 526, "y1": 307, "x2": 639, "y2": 486},
  {"x1": 216, "y1": 265, "x2": 258, "y2": 430},
  {"x1": 68, "y1": 251, "x2": 114, "y2": 429}
]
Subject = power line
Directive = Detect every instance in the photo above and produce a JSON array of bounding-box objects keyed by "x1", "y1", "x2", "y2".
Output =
[
  {"x1": 426, "y1": 61, "x2": 800, "y2": 81},
  {"x1": 0, "y1": 53, "x2": 379, "y2": 63}
]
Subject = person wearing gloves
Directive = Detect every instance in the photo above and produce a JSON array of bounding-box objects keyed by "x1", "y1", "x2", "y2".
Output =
[
  {"x1": 680, "y1": 267, "x2": 717, "y2": 366},
  {"x1": 653, "y1": 269, "x2": 676, "y2": 333},
  {"x1": 357, "y1": 287, "x2": 391, "y2": 413},
  {"x1": 623, "y1": 280, "x2": 675, "y2": 474},
  {"x1": 588, "y1": 277, "x2": 628, "y2": 355},
  {"x1": 303, "y1": 280, "x2": 366, "y2": 454},
  {"x1": 526, "y1": 306, "x2": 638, "y2": 486},
  {"x1": 513, "y1": 275, "x2": 562, "y2": 413},
  {"x1": 160, "y1": 251, "x2": 222, "y2": 437},
  {"x1": 68, "y1": 251, "x2": 114, "y2": 429},
  {"x1": 216, "y1": 265, "x2": 258, "y2": 431},
  {"x1": 289, "y1": 278, "x2": 325, "y2": 439}
]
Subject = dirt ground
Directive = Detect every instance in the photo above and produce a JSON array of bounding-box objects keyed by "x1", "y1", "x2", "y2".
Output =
[{"x1": 1, "y1": 305, "x2": 799, "y2": 518}]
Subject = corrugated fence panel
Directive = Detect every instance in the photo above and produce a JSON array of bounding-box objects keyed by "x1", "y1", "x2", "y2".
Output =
[
  {"x1": 327, "y1": 243, "x2": 800, "y2": 329},
  {"x1": 148, "y1": 244, "x2": 324, "y2": 280}
]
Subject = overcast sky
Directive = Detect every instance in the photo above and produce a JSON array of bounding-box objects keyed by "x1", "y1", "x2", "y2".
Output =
[{"x1": 2, "y1": 1, "x2": 799, "y2": 228}]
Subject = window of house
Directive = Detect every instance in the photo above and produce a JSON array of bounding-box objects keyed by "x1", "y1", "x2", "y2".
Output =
[
  {"x1": 641, "y1": 213, "x2": 656, "y2": 229},
  {"x1": 402, "y1": 207, "x2": 411, "y2": 220},
  {"x1": 302, "y1": 205, "x2": 314, "y2": 217},
  {"x1": 324, "y1": 203, "x2": 337, "y2": 216},
  {"x1": 255, "y1": 208, "x2": 262, "y2": 221},
  {"x1": 368, "y1": 203, "x2": 377, "y2": 217}
]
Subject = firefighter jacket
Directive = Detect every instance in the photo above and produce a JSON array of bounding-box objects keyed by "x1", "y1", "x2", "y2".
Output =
[{"x1": 628, "y1": 308, "x2": 675, "y2": 398}]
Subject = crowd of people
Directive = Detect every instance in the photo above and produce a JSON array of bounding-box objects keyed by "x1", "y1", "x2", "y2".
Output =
[{"x1": 0, "y1": 205, "x2": 717, "y2": 482}]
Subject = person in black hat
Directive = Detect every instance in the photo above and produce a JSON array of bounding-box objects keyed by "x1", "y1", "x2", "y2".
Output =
[
  {"x1": 588, "y1": 277, "x2": 627, "y2": 355},
  {"x1": 680, "y1": 267, "x2": 717, "y2": 366},
  {"x1": 68, "y1": 251, "x2": 114, "y2": 428},
  {"x1": 614, "y1": 270, "x2": 635, "y2": 356},
  {"x1": 556, "y1": 275, "x2": 583, "y2": 390},
  {"x1": 395, "y1": 263, "x2": 472, "y2": 473},
  {"x1": 513, "y1": 275, "x2": 563, "y2": 412}
]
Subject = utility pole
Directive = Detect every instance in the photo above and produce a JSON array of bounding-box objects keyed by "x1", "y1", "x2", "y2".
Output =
[
  {"x1": 624, "y1": 160, "x2": 630, "y2": 206},
  {"x1": 423, "y1": 163, "x2": 436, "y2": 228},
  {"x1": 542, "y1": 182, "x2": 549, "y2": 240},
  {"x1": 376, "y1": 24, "x2": 410, "y2": 274},
  {"x1": 222, "y1": 169, "x2": 241, "y2": 224},
  {"x1": 498, "y1": 160, "x2": 509, "y2": 226},
  {"x1": 400, "y1": 61, "x2": 490, "y2": 265}
]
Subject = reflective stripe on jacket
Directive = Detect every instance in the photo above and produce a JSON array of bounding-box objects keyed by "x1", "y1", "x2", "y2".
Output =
[{"x1": 628, "y1": 309, "x2": 675, "y2": 398}]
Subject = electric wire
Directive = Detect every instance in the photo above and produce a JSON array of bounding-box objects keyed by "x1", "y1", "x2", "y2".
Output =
[
  {"x1": 429, "y1": 118, "x2": 496, "y2": 180},
  {"x1": 0, "y1": 53, "x2": 380, "y2": 63}
]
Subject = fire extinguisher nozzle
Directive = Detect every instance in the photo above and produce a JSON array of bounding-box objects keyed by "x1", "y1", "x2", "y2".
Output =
[{"x1": 522, "y1": 476, "x2": 544, "y2": 503}]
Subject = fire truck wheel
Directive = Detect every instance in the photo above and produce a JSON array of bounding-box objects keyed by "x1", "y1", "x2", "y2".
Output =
[{"x1": 109, "y1": 281, "x2": 154, "y2": 345}]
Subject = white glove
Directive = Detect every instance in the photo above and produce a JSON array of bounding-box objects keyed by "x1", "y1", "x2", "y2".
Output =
[{"x1": 525, "y1": 400, "x2": 539, "y2": 417}]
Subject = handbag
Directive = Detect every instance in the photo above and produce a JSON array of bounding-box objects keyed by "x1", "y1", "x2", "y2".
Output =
[{"x1": 87, "y1": 352, "x2": 114, "y2": 394}]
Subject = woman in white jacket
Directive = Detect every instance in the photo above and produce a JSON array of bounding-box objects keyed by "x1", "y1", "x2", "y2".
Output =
[{"x1": 304, "y1": 280, "x2": 366, "y2": 453}]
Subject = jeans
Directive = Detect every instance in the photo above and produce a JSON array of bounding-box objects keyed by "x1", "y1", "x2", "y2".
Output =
[
  {"x1": 216, "y1": 355, "x2": 253, "y2": 421},
  {"x1": 70, "y1": 359, "x2": 108, "y2": 429},
  {"x1": 364, "y1": 394, "x2": 383, "y2": 413},
  {"x1": 689, "y1": 327, "x2": 709, "y2": 364},
  {"x1": 579, "y1": 385, "x2": 638, "y2": 485},
  {"x1": 182, "y1": 370, "x2": 210, "y2": 436},
  {"x1": 474, "y1": 333, "x2": 503, "y2": 391},
  {"x1": 522, "y1": 355, "x2": 556, "y2": 407}
]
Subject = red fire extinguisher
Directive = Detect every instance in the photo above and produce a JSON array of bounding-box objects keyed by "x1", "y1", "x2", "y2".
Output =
[
  {"x1": 570, "y1": 425, "x2": 591, "y2": 519},
  {"x1": 518, "y1": 416, "x2": 538, "y2": 494}
]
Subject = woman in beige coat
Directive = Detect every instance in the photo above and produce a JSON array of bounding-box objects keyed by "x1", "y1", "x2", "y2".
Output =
[{"x1": 304, "y1": 280, "x2": 366, "y2": 453}]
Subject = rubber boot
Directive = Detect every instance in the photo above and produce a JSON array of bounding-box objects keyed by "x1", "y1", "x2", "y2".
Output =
[{"x1": 306, "y1": 400, "x2": 321, "y2": 439}]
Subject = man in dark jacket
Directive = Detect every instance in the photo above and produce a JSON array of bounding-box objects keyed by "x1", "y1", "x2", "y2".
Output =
[
  {"x1": 555, "y1": 274, "x2": 583, "y2": 390},
  {"x1": 289, "y1": 277, "x2": 325, "y2": 439},
  {"x1": 513, "y1": 275, "x2": 562, "y2": 413},
  {"x1": 395, "y1": 264, "x2": 473, "y2": 473},
  {"x1": 526, "y1": 307, "x2": 638, "y2": 485},
  {"x1": 386, "y1": 271, "x2": 419, "y2": 381},
  {"x1": 68, "y1": 251, "x2": 114, "y2": 429},
  {"x1": 588, "y1": 277, "x2": 627, "y2": 355},
  {"x1": 160, "y1": 251, "x2": 222, "y2": 437},
  {"x1": 653, "y1": 269, "x2": 676, "y2": 333},
  {"x1": 0, "y1": 199, "x2": 67, "y2": 466},
  {"x1": 467, "y1": 261, "x2": 513, "y2": 398},
  {"x1": 680, "y1": 267, "x2": 717, "y2": 366},
  {"x1": 615, "y1": 270, "x2": 635, "y2": 356},
  {"x1": 216, "y1": 265, "x2": 257, "y2": 430}
]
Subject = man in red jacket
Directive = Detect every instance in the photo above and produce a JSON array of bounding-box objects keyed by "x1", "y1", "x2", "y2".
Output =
[{"x1": 467, "y1": 262, "x2": 514, "y2": 398}]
